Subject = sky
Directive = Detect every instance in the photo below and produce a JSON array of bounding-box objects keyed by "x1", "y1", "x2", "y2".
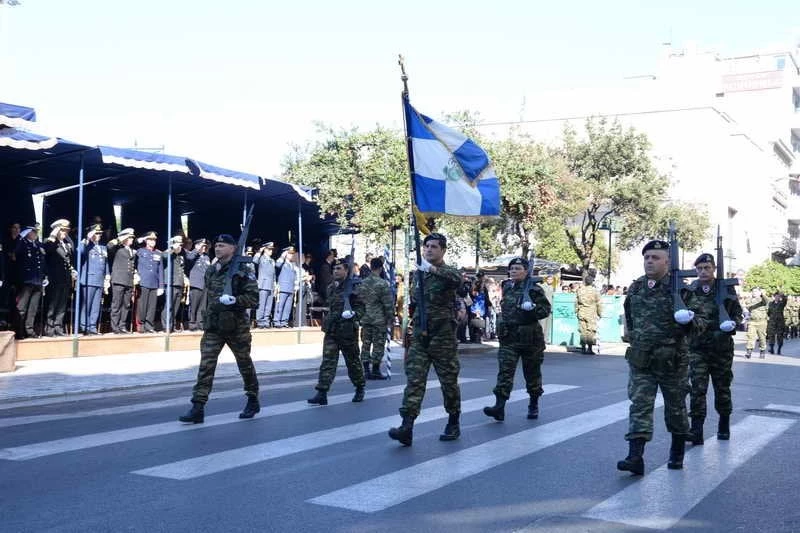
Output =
[{"x1": 1, "y1": 0, "x2": 797, "y2": 178}]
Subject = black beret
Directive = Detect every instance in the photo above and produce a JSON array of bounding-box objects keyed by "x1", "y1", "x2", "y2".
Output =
[
  {"x1": 333, "y1": 258, "x2": 349, "y2": 267},
  {"x1": 215, "y1": 234, "x2": 236, "y2": 246},
  {"x1": 508, "y1": 257, "x2": 529, "y2": 269},
  {"x1": 694, "y1": 253, "x2": 715, "y2": 266},
  {"x1": 641, "y1": 240, "x2": 669, "y2": 255}
]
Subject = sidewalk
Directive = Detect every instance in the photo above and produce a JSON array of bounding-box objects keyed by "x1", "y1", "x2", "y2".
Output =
[{"x1": 2, "y1": 333, "x2": 799, "y2": 406}]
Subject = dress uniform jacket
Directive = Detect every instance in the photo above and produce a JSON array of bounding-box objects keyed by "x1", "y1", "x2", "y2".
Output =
[
  {"x1": 136, "y1": 247, "x2": 164, "y2": 289},
  {"x1": 44, "y1": 237, "x2": 75, "y2": 286},
  {"x1": 15, "y1": 238, "x2": 46, "y2": 285},
  {"x1": 79, "y1": 241, "x2": 109, "y2": 287},
  {"x1": 185, "y1": 250, "x2": 211, "y2": 289},
  {"x1": 108, "y1": 242, "x2": 136, "y2": 286}
]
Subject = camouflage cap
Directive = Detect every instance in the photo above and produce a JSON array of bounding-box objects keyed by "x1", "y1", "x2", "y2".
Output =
[
  {"x1": 641, "y1": 240, "x2": 669, "y2": 255},
  {"x1": 694, "y1": 253, "x2": 715, "y2": 266}
]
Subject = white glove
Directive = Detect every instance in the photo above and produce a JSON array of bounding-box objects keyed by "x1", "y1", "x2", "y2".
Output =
[
  {"x1": 417, "y1": 258, "x2": 432, "y2": 272},
  {"x1": 157, "y1": 288, "x2": 165, "y2": 297},
  {"x1": 720, "y1": 320, "x2": 736, "y2": 332},
  {"x1": 42, "y1": 277, "x2": 49, "y2": 288},
  {"x1": 219, "y1": 294, "x2": 236, "y2": 305},
  {"x1": 341, "y1": 309, "x2": 355, "y2": 319},
  {"x1": 674, "y1": 309, "x2": 695, "y2": 324},
  {"x1": 71, "y1": 270, "x2": 78, "y2": 281},
  {"x1": 0, "y1": 280, "x2": 3, "y2": 288},
  {"x1": 520, "y1": 301, "x2": 534, "y2": 311}
]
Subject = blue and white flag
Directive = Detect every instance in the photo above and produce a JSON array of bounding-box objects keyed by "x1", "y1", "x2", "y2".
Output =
[{"x1": 404, "y1": 96, "x2": 501, "y2": 217}]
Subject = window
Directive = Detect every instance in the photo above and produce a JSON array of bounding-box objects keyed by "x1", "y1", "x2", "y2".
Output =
[
  {"x1": 777, "y1": 56, "x2": 786, "y2": 70},
  {"x1": 794, "y1": 88, "x2": 800, "y2": 112}
]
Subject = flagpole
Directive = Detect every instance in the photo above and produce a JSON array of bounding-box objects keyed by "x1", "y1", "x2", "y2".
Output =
[{"x1": 398, "y1": 55, "x2": 427, "y2": 337}]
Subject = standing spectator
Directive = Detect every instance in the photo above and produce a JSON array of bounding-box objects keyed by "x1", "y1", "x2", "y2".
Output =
[
  {"x1": 15, "y1": 225, "x2": 46, "y2": 338},
  {"x1": 184, "y1": 238, "x2": 211, "y2": 331},
  {"x1": 162, "y1": 236, "x2": 186, "y2": 332},
  {"x1": 135, "y1": 231, "x2": 164, "y2": 333},
  {"x1": 274, "y1": 245, "x2": 298, "y2": 327},
  {"x1": 77, "y1": 224, "x2": 109, "y2": 335},
  {"x1": 107, "y1": 228, "x2": 136, "y2": 334},
  {"x1": 359, "y1": 253, "x2": 373, "y2": 279},
  {"x1": 44, "y1": 219, "x2": 76, "y2": 337},
  {"x1": 254, "y1": 242, "x2": 276, "y2": 328},
  {"x1": 315, "y1": 249, "x2": 336, "y2": 304}
]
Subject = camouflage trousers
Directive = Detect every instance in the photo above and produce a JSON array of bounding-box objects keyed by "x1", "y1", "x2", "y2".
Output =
[
  {"x1": 361, "y1": 324, "x2": 387, "y2": 366},
  {"x1": 191, "y1": 323, "x2": 259, "y2": 404},
  {"x1": 745, "y1": 321, "x2": 767, "y2": 351},
  {"x1": 492, "y1": 341, "x2": 544, "y2": 400},
  {"x1": 316, "y1": 331, "x2": 365, "y2": 392},
  {"x1": 625, "y1": 344, "x2": 689, "y2": 441},
  {"x1": 766, "y1": 322, "x2": 786, "y2": 347},
  {"x1": 578, "y1": 317, "x2": 598, "y2": 346},
  {"x1": 689, "y1": 343, "x2": 733, "y2": 419},
  {"x1": 399, "y1": 319, "x2": 460, "y2": 419}
]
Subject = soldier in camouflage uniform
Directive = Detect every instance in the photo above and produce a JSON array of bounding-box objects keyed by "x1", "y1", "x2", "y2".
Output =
[
  {"x1": 179, "y1": 234, "x2": 260, "y2": 423},
  {"x1": 307, "y1": 258, "x2": 366, "y2": 405},
  {"x1": 683, "y1": 253, "x2": 743, "y2": 445},
  {"x1": 766, "y1": 292, "x2": 787, "y2": 355},
  {"x1": 741, "y1": 288, "x2": 768, "y2": 358},
  {"x1": 784, "y1": 296, "x2": 799, "y2": 339},
  {"x1": 360, "y1": 256, "x2": 394, "y2": 380},
  {"x1": 575, "y1": 277, "x2": 603, "y2": 354},
  {"x1": 483, "y1": 257, "x2": 552, "y2": 422},
  {"x1": 389, "y1": 233, "x2": 462, "y2": 446},
  {"x1": 617, "y1": 240, "x2": 692, "y2": 476}
]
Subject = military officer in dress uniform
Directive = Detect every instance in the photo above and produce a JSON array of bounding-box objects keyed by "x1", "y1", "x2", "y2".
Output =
[
  {"x1": 15, "y1": 225, "x2": 47, "y2": 338},
  {"x1": 274, "y1": 245, "x2": 298, "y2": 327},
  {"x1": 78, "y1": 224, "x2": 109, "y2": 335},
  {"x1": 254, "y1": 241, "x2": 276, "y2": 328},
  {"x1": 108, "y1": 228, "x2": 136, "y2": 334},
  {"x1": 161, "y1": 235, "x2": 186, "y2": 332},
  {"x1": 44, "y1": 219, "x2": 76, "y2": 337},
  {"x1": 184, "y1": 237, "x2": 210, "y2": 331},
  {"x1": 135, "y1": 231, "x2": 164, "y2": 333}
]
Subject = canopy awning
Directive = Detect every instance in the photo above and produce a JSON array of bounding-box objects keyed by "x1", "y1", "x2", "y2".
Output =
[
  {"x1": 0, "y1": 102, "x2": 37, "y2": 128},
  {"x1": 0, "y1": 127, "x2": 58, "y2": 151}
]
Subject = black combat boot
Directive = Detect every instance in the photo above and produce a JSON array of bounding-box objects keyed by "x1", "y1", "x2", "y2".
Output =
[
  {"x1": 717, "y1": 414, "x2": 730, "y2": 440},
  {"x1": 370, "y1": 363, "x2": 388, "y2": 380},
  {"x1": 587, "y1": 345, "x2": 596, "y2": 355},
  {"x1": 667, "y1": 434, "x2": 685, "y2": 469},
  {"x1": 352, "y1": 386, "x2": 365, "y2": 403},
  {"x1": 777, "y1": 343, "x2": 783, "y2": 355},
  {"x1": 239, "y1": 396, "x2": 261, "y2": 419},
  {"x1": 617, "y1": 438, "x2": 646, "y2": 475},
  {"x1": 580, "y1": 344, "x2": 586, "y2": 354},
  {"x1": 745, "y1": 349, "x2": 752, "y2": 359},
  {"x1": 363, "y1": 361, "x2": 372, "y2": 379},
  {"x1": 759, "y1": 350, "x2": 766, "y2": 359},
  {"x1": 768, "y1": 343, "x2": 774, "y2": 354},
  {"x1": 178, "y1": 401, "x2": 205, "y2": 424},
  {"x1": 686, "y1": 417, "x2": 704, "y2": 445},
  {"x1": 483, "y1": 394, "x2": 506, "y2": 421},
  {"x1": 307, "y1": 389, "x2": 328, "y2": 405},
  {"x1": 388, "y1": 416, "x2": 414, "y2": 446},
  {"x1": 527, "y1": 395, "x2": 540, "y2": 420},
  {"x1": 440, "y1": 413, "x2": 460, "y2": 441}
]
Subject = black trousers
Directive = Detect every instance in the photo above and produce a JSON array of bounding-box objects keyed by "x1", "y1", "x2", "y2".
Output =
[
  {"x1": 189, "y1": 287, "x2": 206, "y2": 330},
  {"x1": 138, "y1": 287, "x2": 158, "y2": 332},
  {"x1": 161, "y1": 286, "x2": 183, "y2": 331},
  {"x1": 45, "y1": 284, "x2": 70, "y2": 334},
  {"x1": 110, "y1": 284, "x2": 133, "y2": 332},
  {"x1": 17, "y1": 284, "x2": 43, "y2": 335}
]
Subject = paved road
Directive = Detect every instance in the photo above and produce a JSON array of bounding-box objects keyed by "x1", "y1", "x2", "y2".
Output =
[{"x1": 2, "y1": 350, "x2": 800, "y2": 532}]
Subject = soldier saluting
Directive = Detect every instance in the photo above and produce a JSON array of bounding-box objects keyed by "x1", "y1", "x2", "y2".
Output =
[
  {"x1": 107, "y1": 228, "x2": 136, "y2": 334},
  {"x1": 135, "y1": 231, "x2": 164, "y2": 333},
  {"x1": 179, "y1": 233, "x2": 260, "y2": 423},
  {"x1": 184, "y1": 238, "x2": 211, "y2": 331},
  {"x1": 78, "y1": 224, "x2": 109, "y2": 335}
]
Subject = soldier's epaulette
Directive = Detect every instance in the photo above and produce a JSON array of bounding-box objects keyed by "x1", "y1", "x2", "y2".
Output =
[
  {"x1": 687, "y1": 279, "x2": 701, "y2": 292},
  {"x1": 501, "y1": 279, "x2": 514, "y2": 291},
  {"x1": 628, "y1": 277, "x2": 645, "y2": 294}
]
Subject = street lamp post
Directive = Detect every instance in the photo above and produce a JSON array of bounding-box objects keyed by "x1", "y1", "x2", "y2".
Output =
[{"x1": 598, "y1": 218, "x2": 616, "y2": 288}]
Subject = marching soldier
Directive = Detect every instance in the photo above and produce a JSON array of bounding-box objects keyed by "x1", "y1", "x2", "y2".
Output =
[
  {"x1": 483, "y1": 257, "x2": 552, "y2": 422},
  {"x1": 742, "y1": 287, "x2": 768, "y2": 358},
  {"x1": 44, "y1": 219, "x2": 76, "y2": 337},
  {"x1": 683, "y1": 253, "x2": 742, "y2": 445},
  {"x1": 78, "y1": 224, "x2": 109, "y2": 335},
  {"x1": 575, "y1": 275, "x2": 603, "y2": 354},
  {"x1": 307, "y1": 257, "x2": 366, "y2": 405},
  {"x1": 766, "y1": 292, "x2": 787, "y2": 355},
  {"x1": 617, "y1": 240, "x2": 692, "y2": 476},
  {"x1": 784, "y1": 296, "x2": 799, "y2": 339},
  {"x1": 389, "y1": 233, "x2": 463, "y2": 446},
  {"x1": 179, "y1": 234, "x2": 260, "y2": 423},
  {"x1": 274, "y1": 245, "x2": 298, "y2": 327},
  {"x1": 135, "y1": 231, "x2": 164, "y2": 333},
  {"x1": 108, "y1": 228, "x2": 136, "y2": 334},
  {"x1": 162, "y1": 236, "x2": 186, "y2": 332},
  {"x1": 15, "y1": 224, "x2": 47, "y2": 338},
  {"x1": 360, "y1": 256, "x2": 394, "y2": 380},
  {"x1": 184, "y1": 238, "x2": 210, "y2": 331},
  {"x1": 254, "y1": 241, "x2": 276, "y2": 328}
]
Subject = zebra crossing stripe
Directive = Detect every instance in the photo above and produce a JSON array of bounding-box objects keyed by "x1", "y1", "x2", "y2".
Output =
[
  {"x1": 0, "y1": 380, "x2": 320, "y2": 428},
  {"x1": 0, "y1": 378, "x2": 480, "y2": 461},
  {"x1": 583, "y1": 414, "x2": 795, "y2": 530},
  {"x1": 307, "y1": 397, "x2": 649, "y2": 513},
  {"x1": 133, "y1": 384, "x2": 580, "y2": 480}
]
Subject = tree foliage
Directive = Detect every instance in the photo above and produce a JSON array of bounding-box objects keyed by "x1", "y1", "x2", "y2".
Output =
[{"x1": 743, "y1": 260, "x2": 800, "y2": 295}]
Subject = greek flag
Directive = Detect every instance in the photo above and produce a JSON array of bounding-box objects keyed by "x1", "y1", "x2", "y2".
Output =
[{"x1": 404, "y1": 96, "x2": 501, "y2": 217}]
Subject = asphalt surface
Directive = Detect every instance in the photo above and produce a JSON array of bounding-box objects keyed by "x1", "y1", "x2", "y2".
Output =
[{"x1": 2, "y1": 348, "x2": 800, "y2": 533}]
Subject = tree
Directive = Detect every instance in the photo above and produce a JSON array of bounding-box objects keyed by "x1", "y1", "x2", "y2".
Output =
[
  {"x1": 557, "y1": 117, "x2": 710, "y2": 273},
  {"x1": 743, "y1": 260, "x2": 800, "y2": 295}
]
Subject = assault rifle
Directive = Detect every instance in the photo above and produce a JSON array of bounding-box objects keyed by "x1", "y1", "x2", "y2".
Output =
[
  {"x1": 223, "y1": 204, "x2": 254, "y2": 296},
  {"x1": 667, "y1": 221, "x2": 696, "y2": 312},
  {"x1": 342, "y1": 233, "x2": 356, "y2": 316},
  {"x1": 520, "y1": 249, "x2": 544, "y2": 309},
  {"x1": 715, "y1": 226, "x2": 739, "y2": 325}
]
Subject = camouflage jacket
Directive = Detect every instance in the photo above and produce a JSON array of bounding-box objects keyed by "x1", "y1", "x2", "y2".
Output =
[
  {"x1": 498, "y1": 280, "x2": 551, "y2": 327},
  {"x1": 359, "y1": 273, "x2": 394, "y2": 327},
  {"x1": 323, "y1": 277, "x2": 365, "y2": 332},
  {"x1": 203, "y1": 259, "x2": 258, "y2": 329},
  {"x1": 741, "y1": 294, "x2": 768, "y2": 322},
  {"x1": 624, "y1": 274, "x2": 690, "y2": 350},
  {"x1": 767, "y1": 299, "x2": 787, "y2": 327},
  {"x1": 684, "y1": 280, "x2": 743, "y2": 348},
  {"x1": 409, "y1": 262, "x2": 462, "y2": 326},
  {"x1": 784, "y1": 301, "x2": 799, "y2": 326},
  {"x1": 575, "y1": 285, "x2": 602, "y2": 320}
]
